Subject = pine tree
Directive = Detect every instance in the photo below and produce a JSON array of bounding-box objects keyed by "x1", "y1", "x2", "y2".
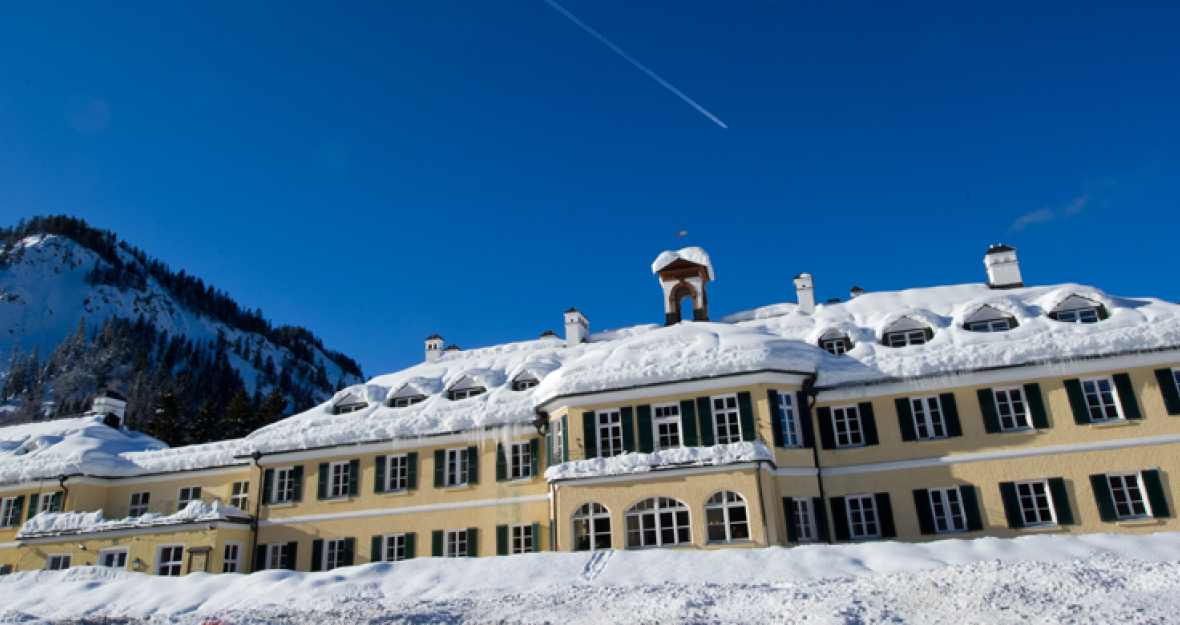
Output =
[
  {"x1": 188, "y1": 399, "x2": 219, "y2": 444},
  {"x1": 218, "y1": 388, "x2": 255, "y2": 439},
  {"x1": 144, "y1": 390, "x2": 183, "y2": 446},
  {"x1": 257, "y1": 387, "x2": 288, "y2": 427}
]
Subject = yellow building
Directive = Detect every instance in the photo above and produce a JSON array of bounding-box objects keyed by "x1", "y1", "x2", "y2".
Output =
[{"x1": 4, "y1": 244, "x2": 1180, "y2": 575}]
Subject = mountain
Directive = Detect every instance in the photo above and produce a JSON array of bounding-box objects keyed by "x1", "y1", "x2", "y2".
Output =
[{"x1": 0, "y1": 216, "x2": 364, "y2": 443}]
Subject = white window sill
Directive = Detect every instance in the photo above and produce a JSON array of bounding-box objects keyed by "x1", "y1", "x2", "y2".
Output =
[
  {"x1": 706, "y1": 539, "x2": 754, "y2": 546},
  {"x1": 999, "y1": 428, "x2": 1037, "y2": 436},
  {"x1": 1117, "y1": 517, "x2": 1160, "y2": 527},
  {"x1": 915, "y1": 437, "x2": 950, "y2": 444},
  {"x1": 1020, "y1": 523, "x2": 1065, "y2": 533},
  {"x1": 506, "y1": 477, "x2": 537, "y2": 484},
  {"x1": 442, "y1": 484, "x2": 473, "y2": 491},
  {"x1": 324, "y1": 496, "x2": 355, "y2": 503},
  {"x1": 379, "y1": 489, "x2": 412, "y2": 496},
  {"x1": 835, "y1": 444, "x2": 868, "y2": 450},
  {"x1": 267, "y1": 501, "x2": 297, "y2": 508},
  {"x1": 1090, "y1": 419, "x2": 1131, "y2": 429}
]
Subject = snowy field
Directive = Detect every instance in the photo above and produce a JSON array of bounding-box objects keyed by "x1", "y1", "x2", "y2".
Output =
[{"x1": 4, "y1": 534, "x2": 1180, "y2": 624}]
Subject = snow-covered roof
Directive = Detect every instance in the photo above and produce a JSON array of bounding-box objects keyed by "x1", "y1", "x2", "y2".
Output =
[
  {"x1": 652, "y1": 247, "x2": 715, "y2": 281},
  {"x1": 17, "y1": 500, "x2": 250, "y2": 539}
]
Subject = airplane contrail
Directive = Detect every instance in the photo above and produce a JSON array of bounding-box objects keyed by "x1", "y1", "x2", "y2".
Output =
[{"x1": 542, "y1": 0, "x2": 728, "y2": 129}]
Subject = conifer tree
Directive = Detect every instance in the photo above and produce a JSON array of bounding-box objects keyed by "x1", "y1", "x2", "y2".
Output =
[
  {"x1": 144, "y1": 390, "x2": 183, "y2": 446},
  {"x1": 218, "y1": 388, "x2": 255, "y2": 439},
  {"x1": 257, "y1": 387, "x2": 288, "y2": 427},
  {"x1": 188, "y1": 398, "x2": 219, "y2": 444}
]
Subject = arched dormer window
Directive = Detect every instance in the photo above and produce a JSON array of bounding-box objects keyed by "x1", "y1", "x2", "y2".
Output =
[
  {"x1": 818, "y1": 329, "x2": 853, "y2": 356},
  {"x1": 1049, "y1": 296, "x2": 1107, "y2": 324},
  {"x1": 963, "y1": 306, "x2": 1018, "y2": 333},
  {"x1": 332, "y1": 391, "x2": 368, "y2": 415},
  {"x1": 447, "y1": 376, "x2": 486, "y2": 401},
  {"x1": 882, "y1": 317, "x2": 933, "y2": 348},
  {"x1": 388, "y1": 384, "x2": 427, "y2": 408},
  {"x1": 512, "y1": 374, "x2": 540, "y2": 391}
]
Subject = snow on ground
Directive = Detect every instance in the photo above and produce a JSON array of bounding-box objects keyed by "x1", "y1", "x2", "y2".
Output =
[{"x1": 4, "y1": 533, "x2": 1180, "y2": 623}]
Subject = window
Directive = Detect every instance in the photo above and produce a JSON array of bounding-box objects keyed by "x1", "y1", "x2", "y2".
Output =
[
  {"x1": 127, "y1": 491, "x2": 150, "y2": 516},
  {"x1": 450, "y1": 387, "x2": 485, "y2": 400},
  {"x1": 927, "y1": 487, "x2": 967, "y2": 533},
  {"x1": 626, "y1": 497, "x2": 691, "y2": 548},
  {"x1": 386, "y1": 454, "x2": 410, "y2": 491},
  {"x1": 778, "y1": 392, "x2": 801, "y2": 447},
  {"x1": 653, "y1": 404, "x2": 682, "y2": 450},
  {"x1": 792, "y1": 499, "x2": 817, "y2": 542},
  {"x1": 273, "y1": 468, "x2": 296, "y2": 503},
  {"x1": 845, "y1": 495, "x2": 880, "y2": 539},
  {"x1": 822, "y1": 339, "x2": 849, "y2": 356},
  {"x1": 886, "y1": 330, "x2": 928, "y2": 347},
  {"x1": 968, "y1": 319, "x2": 1011, "y2": 332},
  {"x1": 1057, "y1": 308, "x2": 1100, "y2": 324},
  {"x1": 38, "y1": 492, "x2": 62, "y2": 515},
  {"x1": 831, "y1": 405, "x2": 864, "y2": 448},
  {"x1": 46, "y1": 554, "x2": 71, "y2": 571},
  {"x1": 99, "y1": 548, "x2": 128, "y2": 568},
  {"x1": 511, "y1": 524, "x2": 534, "y2": 554},
  {"x1": 1107, "y1": 473, "x2": 1151, "y2": 520},
  {"x1": 157, "y1": 545, "x2": 184, "y2": 576},
  {"x1": 994, "y1": 387, "x2": 1031, "y2": 431},
  {"x1": 552, "y1": 419, "x2": 565, "y2": 465},
  {"x1": 1082, "y1": 377, "x2": 1123, "y2": 422},
  {"x1": 572, "y1": 502, "x2": 612, "y2": 551},
  {"x1": 445, "y1": 449, "x2": 469, "y2": 487},
  {"x1": 910, "y1": 396, "x2": 948, "y2": 440},
  {"x1": 596, "y1": 409, "x2": 624, "y2": 458},
  {"x1": 222, "y1": 542, "x2": 242, "y2": 573},
  {"x1": 509, "y1": 443, "x2": 531, "y2": 480},
  {"x1": 445, "y1": 529, "x2": 468, "y2": 558},
  {"x1": 390, "y1": 395, "x2": 425, "y2": 408},
  {"x1": 229, "y1": 481, "x2": 249, "y2": 509},
  {"x1": 512, "y1": 377, "x2": 539, "y2": 391},
  {"x1": 266, "y1": 543, "x2": 291, "y2": 570},
  {"x1": 323, "y1": 538, "x2": 347, "y2": 571},
  {"x1": 711, "y1": 395, "x2": 742, "y2": 445},
  {"x1": 328, "y1": 461, "x2": 351, "y2": 498},
  {"x1": 1015, "y1": 480, "x2": 1056, "y2": 527},
  {"x1": 335, "y1": 402, "x2": 366, "y2": 414},
  {"x1": 177, "y1": 486, "x2": 201, "y2": 508},
  {"x1": 0, "y1": 497, "x2": 22, "y2": 527},
  {"x1": 383, "y1": 534, "x2": 409, "y2": 562},
  {"x1": 705, "y1": 491, "x2": 750, "y2": 543}
]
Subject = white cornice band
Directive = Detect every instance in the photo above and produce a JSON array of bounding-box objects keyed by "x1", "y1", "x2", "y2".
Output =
[{"x1": 258, "y1": 493, "x2": 551, "y2": 527}]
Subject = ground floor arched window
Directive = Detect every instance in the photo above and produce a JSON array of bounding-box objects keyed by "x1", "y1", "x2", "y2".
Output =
[
  {"x1": 625, "y1": 497, "x2": 691, "y2": 548},
  {"x1": 705, "y1": 490, "x2": 750, "y2": 543},
  {"x1": 572, "y1": 502, "x2": 612, "y2": 551}
]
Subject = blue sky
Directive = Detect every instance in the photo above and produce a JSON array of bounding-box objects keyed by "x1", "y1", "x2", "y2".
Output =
[{"x1": 1, "y1": 1, "x2": 1178, "y2": 377}]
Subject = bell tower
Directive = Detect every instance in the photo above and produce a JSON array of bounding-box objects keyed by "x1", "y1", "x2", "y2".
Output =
[{"x1": 651, "y1": 247, "x2": 714, "y2": 326}]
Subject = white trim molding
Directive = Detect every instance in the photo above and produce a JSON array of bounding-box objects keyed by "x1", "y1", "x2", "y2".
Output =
[
  {"x1": 259, "y1": 493, "x2": 551, "y2": 527},
  {"x1": 550, "y1": 462, "x2": 766, "y2": 488},
  {"x1": 537, "y1": 371, "x2": 810, "y2": 414}
]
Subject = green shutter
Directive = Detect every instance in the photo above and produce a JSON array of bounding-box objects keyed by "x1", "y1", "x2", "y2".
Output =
[
  {"x1": 292, "y1": 465, "x2": 304, "y2": 502},
  {"x1": 816, "y1": 407, "x2": 835, "y2": 449},
  {"x1": 375, "y1": 456, "x2": 386, "y2": 493},
  {"x1": 529, "y1": 439, "x2": 539, "y2": 477},
  {"x1": 496, "y1": 444, "x2": 507, "y2": 482},
  {"x1": 496, "y1": 525, "x2": 509, "y2": 556},
  {"x1": 53, "y1": 492, "x2": 63, "y2": 513},
  {"x1": 348, "y1": 459, "x2": 360, "y2": 496},
  {"x1": 977, "y1": 389, "x2": 1001, "y2": 434},
  {"x1": 636, "y1": 405, "x2": 653, "y2": 453},
  {"x1": 1090, "y1": 474, "x2": 1118, "y2": 522},
  {"x1": 317, "y1": 463, "x2": 328, "y2": 500},
  {"x1": 549, "y1": 519, "x2": 556, "y2": 551},
  {"x1": 371, "y1": 535, "x2": 383, "y2": 563},
  {"x1": 1047, "y1": 478, "x2": 1074, "y2": 525},
  {"x1": 782, "y1": 497, "x2": 798, "y2": 543},
  {"x1": 26, "y1": 494, "x2": 38, "y2": 521},
  {"x1": 680, "y1": 400, "x2": 698, "y2": 447},
  {"x1": 342, "y1": 538, "x2": 355, "y2": 567},
  {"x1": 285, "y1": 542, "x2": 298, "y2": 570},
  {"x1": 254, "y1": 544, "x2": 267, "y2": 572},
  {"x1": 466, "y1": 446, "x2": 479, "y2": 485},
  {"x1": 912, "y1": 489, "x2": 935, "y2": 534},
  {"x1": 999, "y1": 482, "x2": 1024, "y2": 529},
  {"x1": 1112, "y1": 373, "x2": 1142, "y2": 420},
  {"x1": 407, "y1": 452, "x2": 418, "y2": 490},
  {"x1": 737, "y1": 391, "x2": 756, "y2": 442},
  {"x1": 797, "y1": 392, "x2": 815, "y2": 449},
  {"x1": 434, "y1": 450, "x2": 445, "y2": 488},
  {"x1": 622, "y1": 407, "x2": 637, "y2": 453},
  {"x1": 696, "y1": 397, "x2": 715, "y2": 446},
  {"x1": 812, "y1": 497, "x2": 829, "y2": 543},
  {"x1": 959, "y1": 485, "x2": 983, "y2": 531},
  {"x1": 1024, "y1": 384, "x2": 1049, "y2": 429},
  {"x1": 582, "y1": 412, "x2": 597, "y2": 460},
  {"x1": 830, "y1": 497, "x2": 849, "y2": 541},
  {"x1": 768, "y1": 390, "x2": 785, "y2": 447},
  {"x1": 0, "y1": 565, "x2": 11, "y2": 575},
  {"x1": 1141, "y1": 469, "x2": 1170, "y2": 518},
  {"x1": 432, "y1": 530, "x2": 444, "y2": 557},
  {"x1": 859, "y1": 403, "x2": 879, "y2": 446},
  {"x1": 561, "y1": 416, "x2": 569, "y2": 463},
  {"x1": 940, "y1": 393, "x2": 962, "y2": 437},
  {"x1": 1154, "y1": 369, "x2": 1180, "y2": 415},
  {"x1": 263, "y1": 468, "x2": 275, "y2": 504},
  {"x1": 895, "y1": 398, "x2": 917, "y2": 442},
  {"x1": 311, "y1": 539, "x2": 323, "y2": 572},
  {"x1": 405, "y1": 533, "x2": 416, "y2": 559},
  {"x1": 1064, "y1": 379, "x2": 1090, "y2": 424},
  {"x1": 466, "y1": 528, "x2": 478, "y2": 558},
  {"x1": 875, "y1": 493, "x2": 895, "y2": 538}
]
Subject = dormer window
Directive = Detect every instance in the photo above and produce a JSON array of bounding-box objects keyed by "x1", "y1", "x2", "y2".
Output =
[
  {"x1": 512, "y1": 375, "x2": 540, "y2": 391},
  {"x1": 333, "y1": 401, "x2": 367, "y2": 415},
  {"x1": 817, "y1": 330, "x2": 853, "y2": 356},
  {"x1": 1049, "y1": 296, "x2": 1106, "y2": 325},
  {"x1": 390, "y1": 395, "x2": 426, "y2": 408},
  {"x1": 447, "y1": 377, "x2": 486, "y2": 401},
  {"x1": 882, "y1": 318, "x2": 933, "y2": 348},
  {"x1": 964, "y1": 306, "x2": 1017, "y2": 333}
]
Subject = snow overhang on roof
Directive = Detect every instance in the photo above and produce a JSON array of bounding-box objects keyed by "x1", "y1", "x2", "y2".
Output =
[{"x1": 651, "y1": 247, "x2": 715, "y2": 281}]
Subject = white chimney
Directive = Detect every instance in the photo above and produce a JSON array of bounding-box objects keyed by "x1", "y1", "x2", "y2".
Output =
[
  {"x1": 984, "y1": 245, "x2": 1024, "y2": 289},
  {"x1": 564, "y1": 308, "x2": 589, "y2": 348},
  {"x1": 92, "y1": 390, "x2": 127, "y2": 421},
  {"x1": 425, "y1": 334, "x2": 444, "y2": 363},
  {"x1": 794, "y1": 273, "x2": 815, "y2": 314}
]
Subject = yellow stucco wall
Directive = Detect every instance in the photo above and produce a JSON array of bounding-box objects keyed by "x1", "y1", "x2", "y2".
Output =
[{"x1": 17, "y1": 524, "x2": 253, "y2": 574}]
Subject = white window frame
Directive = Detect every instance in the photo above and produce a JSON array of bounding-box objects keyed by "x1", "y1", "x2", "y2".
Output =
[
  {"x1": 445, "y1": 448, "x2": 468, "y2": 487},
  {"x1": 831, "y1": 405, "x2": 864, "y2": 448},
  {"x1": 38, "y1": 492, "x2": 62, "y2": 515},
  {"x1": 704, "y1": 491, "x2": 750, "y2": 543},
  {"x1": 265, "y1": 543, "x2": 290, "y2": 570},
  {"x1": 0, "y1": 497, "x2": 22, "y2": 528},
  {"x1": 711, "y1": 394, "x2": 742, "y2": 445},
  {"x1": 390, "y1": 395, "x2": 425, "y2": 408},
  {"x1": 552, "y1": 419, "x2": 565, "y2": 464},
  {"x1": 177, "y1": 486, "x2": 202, "y2": 508},
  {"x1": 822, "y1": 339, "x2": 848, "y2": 355},
  {"x1": 910, "y1": 395, "x2": 948, "y2": 440},
  {"x1": 927, "y1": 487, "x2": 967, "y2": 534},
  {"x1": 596, "y1": 409, "x2": 624, "y2": 458},
  {"x1": 512, "y1": 377, "x2": 538, "y2": 391},
  {"x1": 572, "y1": 502, "x2": 612, "y2": 552},
  {"x1": 510, "y1": 523, "x2": 534, "y2": 554},
  {"x1": 450, "y1": 387, "x2": 485, "y2": 400},
  {"x1": 1107, "y1": 472, "x2": 1152, "y2": 520},
  {"x1": 777, "y1": 391, "x2": 801, "y2": 447},
  {"x1": 382, "y1": 533, "x2": 408, "y2": 562},
  {"x1": 323, "y1": 538, "x2": 346, "y2": 571},
  {"x1": 327, "y1": 461, "x2": 351, "y2": 499},
  {"x1": 156, "y1": 544, "x2": 185, "y2": 576},
  {"x1": 386, "y1": 454, "x2": 410, "y2": 491},
  {"x1": 625, "y1": 497, "x2": 692, "y2": 549},
  {"x1": 968, "y1": 319, "x2": 1011, "y2": 332},
  {"x1": 994, "y1": 387, "x2": 1032, "y2": 432},
  {"x1": 1015, "y1": 480, "x2": 1057, "y2": 527},
  {"x1": 509, "y1": 442, "x2": 531, "y2": 480},
  {"x1": 653, "y1": 403, "x2": 683, "y2": 451},
  {"x1": 273, "y1": 467, "x2": 296, "y2": 503},
  {"x1": 229, "y1": 481, "x2": 249, "y2": 510},
  {"x1": 128, "y1": 491, "x2": 150, "y2": 516},
  {"x1": 1081, "y1": 376, "x2": 1123, "y2": 423},
  {"x1": 444, "y1": 529, "x2": 468, "y2": 558},
  {"x1": 792, "y1": 499, "x2": 817, "y2": 542},
  {"x1": 45, "y1": 554, "x2": 71, "y2": 571},
  {"x1": 845, "y1": 495, "x2": 880, "y2": 539},
  {"x1": 222, "y1": 541, "x2": 242, "y2": 573},
  {"x1": 97, "y1": 547, "x2": 129, "y2": 569},
  {"x1": 886, "y1": 329, "x2": 928, "y2": 347},
  {"x1": 1057, "y1": 308, "x2": 1100, "y2": 324}
]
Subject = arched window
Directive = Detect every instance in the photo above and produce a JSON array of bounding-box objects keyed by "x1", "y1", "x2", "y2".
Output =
[
  {"x1": 705, "y1": 491, "x2": 750, "y2": 543},
  {"x1": 625, "y1": 497, "x2": 691, "y2": 548},
  {"x1": 572, "y1": 503, "x2": 612, "y2": 551}
]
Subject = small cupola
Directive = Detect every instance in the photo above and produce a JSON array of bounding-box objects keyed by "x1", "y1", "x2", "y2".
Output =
[
  {"x1": 985, "y1": 245, "x2": 1024, "y2": 289},
  {"x1": 425, "y1": 334, "x2": 444, "y2": 363},
  {"x1": 564, "y1": 308, "x2": 589, "y2": 348},
  {"x1": 651, "y1": 247, "x2": 714, "y2": 326},
  {"x1": 92, "y1": 390, "x2": 127, "y2": 429},
  {"x1": 794, "y1": 273, "x2": 815, "y2": 314}
]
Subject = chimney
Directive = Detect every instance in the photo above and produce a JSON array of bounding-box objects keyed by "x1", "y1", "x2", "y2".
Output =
[
  {"x1": 850, "y1": 285, "x2": 864, "y2": 299},
  {"x1": 984, "y1": 245, "x2": 1024, "y2": 289},
  {"x1": 564, "y1": 308, "x2": 589, "y2": 348},
  {"x1": 425, "y1": 334, "x2": 444, "y2": 363},
  {"x1": 92, "y1": 390, "x2": 127, "y2": 428},
  {"x1": 794, "y1": 273, "x2": 815, "y2": 314}
]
